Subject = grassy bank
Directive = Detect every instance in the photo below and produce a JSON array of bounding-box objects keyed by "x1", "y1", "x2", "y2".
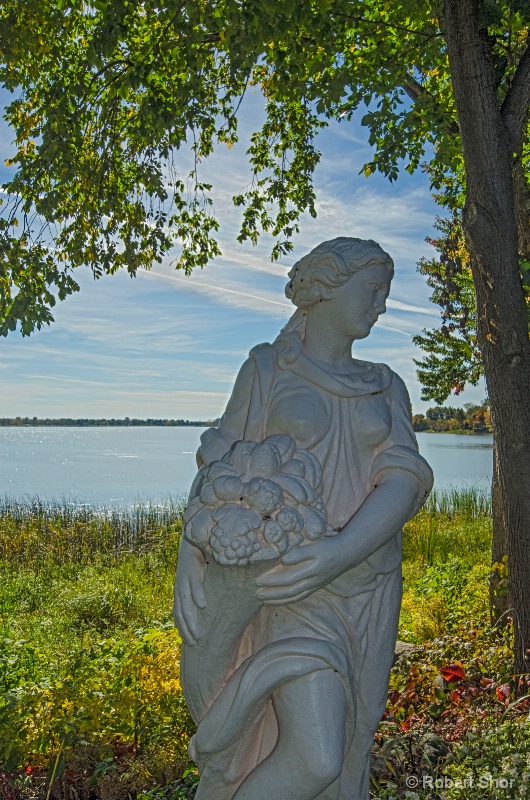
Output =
[
  {"x1": 1, "y1": 489, "x2": 528, "y2": 799},
  {"x1": 0, "y1": 498, "x2": 195, "y2": 800}
]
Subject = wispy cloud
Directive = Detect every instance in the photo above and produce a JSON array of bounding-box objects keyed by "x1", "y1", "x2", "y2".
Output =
[
  {"x1": 1, "y1": 89, "x2": 489, "y2": 419},
  {"x1": 145, "y1": 270, "x2": 292, "y2": 316},
  {"x1": 376, "y1": 322, "x2": 412, "y2": 337},
  {"x1": 387, "y1": 298, "x2": 438, "y2": 316}
]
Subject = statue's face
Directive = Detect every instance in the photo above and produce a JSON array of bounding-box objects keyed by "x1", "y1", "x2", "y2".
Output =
[{"x1": 324, "y1": 262, "x2": 392, "y2": 340}]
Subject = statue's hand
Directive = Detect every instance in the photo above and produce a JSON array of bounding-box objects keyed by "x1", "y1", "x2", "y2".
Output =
[
  {"x1": 173, "y1": 538, "x2": 207, "y2": 645},
  {"x1": 255, "y1": 536, "x2": 344, "y2": 605}
]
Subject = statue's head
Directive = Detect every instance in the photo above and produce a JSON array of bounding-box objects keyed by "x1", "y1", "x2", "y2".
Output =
[
  {"x1": 285, "y1": 237, "x2": 394, "y2": 309},
  {"x1": 276, "y1": 238, "x2": 394, "y2": 364}
]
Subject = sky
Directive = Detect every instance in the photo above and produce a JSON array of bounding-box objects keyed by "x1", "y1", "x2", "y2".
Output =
[{"x1": 0, "y1": 88, "x2": 486, "y2": 419}]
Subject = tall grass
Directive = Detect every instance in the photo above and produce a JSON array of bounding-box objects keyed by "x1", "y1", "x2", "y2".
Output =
[
  {"x1": 423, "y1": 485, "x2": 492, "y2": 518},
  {"x1": 0, "y1": 496, "x2": 193, "y2": 795},
  {"x1": 0, "y1": 487, "x2": 492, "y2": 570},
  {"x1": 0, "y1": 495, "x2": 185, "y2": 567},
  {"x1": 403, "y1": 485, "x2": 492, "y2": 567}
]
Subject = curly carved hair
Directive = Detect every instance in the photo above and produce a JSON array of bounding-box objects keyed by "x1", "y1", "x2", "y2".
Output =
[{"x1": 285, "y1": 237, "x2": 394, "y2": 309}]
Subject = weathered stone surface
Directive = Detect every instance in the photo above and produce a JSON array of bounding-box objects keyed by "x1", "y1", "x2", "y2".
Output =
[
  {"x1": 173, "y1": 238, "x2": 434, "y2": 800},
  {"x1": 393, "y1": 639, "x2": 424, "y2": 665}
]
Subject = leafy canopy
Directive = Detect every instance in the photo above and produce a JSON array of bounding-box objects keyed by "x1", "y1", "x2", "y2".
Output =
[{"x1": 0, "y1": 0, "x2": 529, "y2": 336}]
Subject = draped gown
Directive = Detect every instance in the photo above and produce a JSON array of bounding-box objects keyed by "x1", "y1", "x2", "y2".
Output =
[{"x1": 179, "y1": 341, "x2": 433, "y2": 800}]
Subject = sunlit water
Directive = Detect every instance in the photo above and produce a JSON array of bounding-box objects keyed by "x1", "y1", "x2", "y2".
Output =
[{"x1": 0, "y1": 427, "x2": 493, "y2": 507}]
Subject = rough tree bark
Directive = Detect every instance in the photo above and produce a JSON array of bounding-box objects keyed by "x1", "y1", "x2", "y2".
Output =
[
  {"x1": 444, "y1": 0, "x2": 530, "y2": 681},
  {"x1": 490, "y1": 442, "x2": 511, "y2": 621}
]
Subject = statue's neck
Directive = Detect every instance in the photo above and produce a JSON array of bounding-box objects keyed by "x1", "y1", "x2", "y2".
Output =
[{"x1": 302, "y1": 314, "x2": 355, "y2": 371}]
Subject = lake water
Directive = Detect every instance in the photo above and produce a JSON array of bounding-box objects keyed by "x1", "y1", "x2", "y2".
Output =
[{"x1": 0, "y1": 427, "x2": 493, "y2": 507}]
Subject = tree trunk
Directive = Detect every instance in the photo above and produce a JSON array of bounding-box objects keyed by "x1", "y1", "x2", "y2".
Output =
[
  {"x1": 490, "y1": 437, "x2": 512, "y2": 623},
  {"x1": 444, "y1": 0, "x2": 530, "y2": 682}
]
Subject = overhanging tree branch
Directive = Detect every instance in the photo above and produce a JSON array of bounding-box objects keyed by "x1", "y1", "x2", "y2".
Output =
[
  {"x1": 330, "y1": 11, "x2": 443, "y2": 39},
  {"x1": 401, "y1": 77, "x2": 423, "y2": 102},
  {"x1": 401, "y1": 76, "x2": 460, "y2": 136}
]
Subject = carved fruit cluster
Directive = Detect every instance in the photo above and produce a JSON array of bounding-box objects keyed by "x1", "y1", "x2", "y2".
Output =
[{"x1": 183, "y1": 434, "x2": 333, "y2": 566}]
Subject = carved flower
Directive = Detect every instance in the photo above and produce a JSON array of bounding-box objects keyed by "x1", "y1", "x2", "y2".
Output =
[
  {"x1": 275, "y1": 506, "x2": 303, "y2": 533},
  {"x1": 263, "y1": 520, "x2": 288, "y2": 553}
]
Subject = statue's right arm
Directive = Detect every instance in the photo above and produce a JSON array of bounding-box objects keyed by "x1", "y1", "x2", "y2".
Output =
[
  {"x1": 197, "y1": 356, "x2": 256, "y2": 467},
  {"x1": 173, "y1": 537, "x2": 207, "y2": 646},
  {"x1": 174, "y1": 356, "x2": 257, "y2": 645}
]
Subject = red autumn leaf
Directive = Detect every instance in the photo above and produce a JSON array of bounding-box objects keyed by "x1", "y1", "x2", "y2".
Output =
[
  {"x1": 451, "y1": 689, "x2": 462, "y2": 704},
  {"x1": 495, "y1": 682, "x2": 511, "y2": 701},
  {"x1": 440, "y1": 664, "x2": 466, "y2": 683}
]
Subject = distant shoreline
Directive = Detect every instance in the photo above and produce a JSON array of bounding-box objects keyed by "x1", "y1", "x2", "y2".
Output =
[
  {"x1": 0, "y1": 418, "x2": 219, "y2": 428},
  {"x1": 416, "y1": 429, "x2": 492, "y2": 436},
  {"x1": 1, "y1": 419, "x2": 493, "y2": 433}
]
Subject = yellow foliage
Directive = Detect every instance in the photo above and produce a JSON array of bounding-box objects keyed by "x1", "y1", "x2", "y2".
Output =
[
  {"x1": 401, "y1": 591, "x2": 449, "y2": 642},
  {"x1": 125, "y1": 628, "x2": 182, "y2": 703},
  {"x1": 0, "y1": 628, "x2": 191, "y2": 769}
]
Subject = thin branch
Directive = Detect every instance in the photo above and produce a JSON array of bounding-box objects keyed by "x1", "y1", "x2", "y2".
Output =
[
  {"x1": 87, "y1": 59, "x2": 134, "y2": 89},
  {"x1": 217, "y1": 71, "x2": 251, "y2": 134},
  {"x1": 501, "y1": 39, "x2": 530, "y2": 152},
  {"x1": 331, "y1": 12, "x2": 443, "y2": 39},
  {"x1": 401, "y1": 76, "x2": 460, "y2": 136}
]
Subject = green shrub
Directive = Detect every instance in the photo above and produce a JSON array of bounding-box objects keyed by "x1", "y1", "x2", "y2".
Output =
[
  {"x1": 0, "y1": 627, "x2": 193, "y2": 777},
  {"x1": 400, "y1": 560, "x2": 490, "y2": 643},
  {"x1": 444, "y1": 720, "x2": 530, "y2": 799},
  {"x1": 65, "y1": 585, "x2": 139, "y2": 632}
]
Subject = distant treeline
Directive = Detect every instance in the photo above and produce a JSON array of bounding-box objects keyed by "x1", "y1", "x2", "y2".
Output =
[
  {"x1": 0, "y1": 417, "x2": 220, "y2": 427},
  {"x1": 2, "y1": 405, "x2": 491, "y2": 433},
  {"x1": 412, "y1": 402, "x2": 491, "y2": 434}
]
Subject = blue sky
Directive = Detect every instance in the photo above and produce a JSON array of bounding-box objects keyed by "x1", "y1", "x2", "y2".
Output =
[{"x1": 0, "y1": 89, "x2": 486, "y2": 419}]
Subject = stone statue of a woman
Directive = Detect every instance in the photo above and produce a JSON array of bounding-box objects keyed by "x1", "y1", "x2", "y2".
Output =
[{"x1": 173, "y1": 237, "x2": 433, "y2": 800}]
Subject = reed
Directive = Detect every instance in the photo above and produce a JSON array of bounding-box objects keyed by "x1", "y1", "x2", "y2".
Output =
[
  {"x1": 0, "y1": 495, "x2": 184, "y2": 567},
  {"x1": 403, "y1": 485, "x2": 492, "y2": 566},
  {"x1": 0, "y1": 487, "x2": 492, "y2": 571},
  {"x1": 423, "y1": 484, "x2": 492, "y2": 518}
]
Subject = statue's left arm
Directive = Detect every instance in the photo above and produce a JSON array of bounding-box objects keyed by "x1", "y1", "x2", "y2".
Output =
[
  {"x1": 256, "y1": 372, "x2": 433, "y2": 604},
  {"x1": 368, "y1": 372, "x2": 433, "y2": 515}
]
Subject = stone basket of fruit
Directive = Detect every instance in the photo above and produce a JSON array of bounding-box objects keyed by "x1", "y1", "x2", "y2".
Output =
[{"x1": 183, "y1": 434, "x2": 334, "y2": 567}]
